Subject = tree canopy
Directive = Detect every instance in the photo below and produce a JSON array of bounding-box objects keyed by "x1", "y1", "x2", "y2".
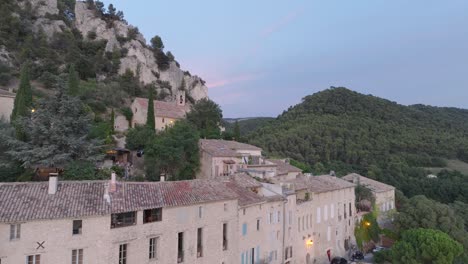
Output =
[
  {"x1": 144, "y1": 120, "x2": 200, "y2": 181},
  {"x1": 395, "y1": 195, "x2": 468, "y2": 262},
  {"x1": 146, "y1": 86, "x2": 155, "y2": 131},
  {"x1": 186, "y1": 98, "x2": 223, "y2": 139},
  {"x1": 0, "y1": 85, "x2": 103, "y2": 168},
  {"x1": 391, "y1": 228, "x2": 463, "y2": 264}
]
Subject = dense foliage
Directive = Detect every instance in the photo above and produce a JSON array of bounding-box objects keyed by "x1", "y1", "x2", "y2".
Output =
[
  {"x1": 144, "y1": 121, "x2": 200, "y2": 181},
  {"x1": 248, "y1": 87, "x2": 468, "y2": 204},
  {"x1": 395, "y1": 195, "x2": 468, "y2": 262},
  {"x1": 186, "y1": 98, "x2": 223, "y2": 139},
  {"x1": 223, "y1": 117, "x2": 274, "y2": 139},
  {"x1": 390, "y1": 228, "x2": 463, "y2": 264},
  {"x1": 0, "y1": 85, "x2": 103, "y2": 168}
]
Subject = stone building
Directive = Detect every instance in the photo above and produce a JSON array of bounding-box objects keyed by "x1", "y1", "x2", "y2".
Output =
[
  {"x1": 198, "y1": 139, "x2": 262, "y2": 179},
  {"x1": 0, "y1": 89, "x2": 15, "y2": 122},
  {"x1": 284, "y1": 175, "x2": 356, "y2": 263},
  {"x1": 114, "y1": 90, "x2": 189, "y2": 132},
  {"x1": 342, "y1": 173, "x2": 395, "y2": 222},
  {"x1": 0, "y1": 176, "x2": 240, "y2": 264}
]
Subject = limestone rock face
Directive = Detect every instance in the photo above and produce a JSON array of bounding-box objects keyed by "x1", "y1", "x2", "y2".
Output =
[
  {"x1": 29, "y1": 0, "x2": 59, "y2": 16},
  {"x1": 18, "y1": 0, "x2": 208, "y2": 103},
  {"x1": 33, "y1": 18, "x2": 66, "y2": 40}
]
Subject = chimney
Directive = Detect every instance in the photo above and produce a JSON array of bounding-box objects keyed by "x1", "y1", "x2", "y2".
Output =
[
  {"x1": 8, "y1": 87, "x2": 13, "y2": 93},
  {"x1": 160, "y1": 173, "x2": 165, "y2": 182},
  {"x1": 329, "y1": 170, "x2": 336, "y2": 177},
  {"x1": 48, "y1": 174, "x2": 58, "y2": 195},
  {"x1": 110, "y1": 171, "x2": 117, "y2": 192}
]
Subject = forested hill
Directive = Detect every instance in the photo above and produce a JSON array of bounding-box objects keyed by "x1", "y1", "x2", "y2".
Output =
[{"x1": 248, "y1": 87, "x2": 468, "y2": 203}]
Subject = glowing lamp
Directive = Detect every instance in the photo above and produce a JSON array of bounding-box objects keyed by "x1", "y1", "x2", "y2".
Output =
[
  {"x1": 31, "y1": 109, "x2": 36, "y2": 113},
  {"x1": 306, "y1": 239, "x2": 314, "y2": 246},
  {"x1": 365, "y1": 221, "x2": 371, "y2": 227}
]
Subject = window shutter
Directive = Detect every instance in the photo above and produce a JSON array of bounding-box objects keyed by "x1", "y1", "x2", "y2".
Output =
[
  {"x1": 16, "y1": 224, "x2": 20, "y2": 239},
  {"x1": 256, "y1": 246, "x2": 260, "y2": 263},
  {"x1": 9, "y1": 225, "x2": 14, "y2": 240}
]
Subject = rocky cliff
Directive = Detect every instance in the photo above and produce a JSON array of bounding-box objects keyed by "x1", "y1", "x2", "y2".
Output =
[
  {"x1": 73, "y1": 1, "x2": 208, "y2": 101},
  {"x1": 6, "y1": 0, "x2": 208, "y2": 102}
]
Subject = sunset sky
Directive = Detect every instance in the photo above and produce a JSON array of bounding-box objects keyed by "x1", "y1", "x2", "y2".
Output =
[{"x1": 104, "y1": 0, "x2": 468, "y2": 117}]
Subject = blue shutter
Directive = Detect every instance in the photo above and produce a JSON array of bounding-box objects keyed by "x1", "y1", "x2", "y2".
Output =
[
  {"x1": 256, "y1": 246, "x2": 260, "y2": 263},
  {"x1": 242, "y1": 223, "x2": 247, "y2": 236},
  {"x1": 241, "y1": 252, "x2": 245, "y2": 264}
]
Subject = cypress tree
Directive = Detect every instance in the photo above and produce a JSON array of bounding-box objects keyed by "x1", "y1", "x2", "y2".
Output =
[
  {"x1": 68, "y1": 64, "x2": 80, "y2": 96},
  {"x1": 234, "y1": 120, "x2": 241, "y2": 140},
  {"x1": 146, "y1": 87, "x2": 155, "y2": 131},
  {"x1": 11, "y1": 63, "x2": 33, "y2": 122},
  {"x1": 110, "y1": 108, "x2": 115, "y2": 133}
]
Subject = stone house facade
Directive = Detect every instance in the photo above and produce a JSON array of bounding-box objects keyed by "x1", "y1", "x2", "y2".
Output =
[
  {"x1": 0, "y1": 177, "x2": 239, "y2": 264},
  {"x1": 114, "y1": 90, "x2": 188, "y2": 132},
  {"x1": 0, "y1": 89, "x2": 15, "y2": 122}
]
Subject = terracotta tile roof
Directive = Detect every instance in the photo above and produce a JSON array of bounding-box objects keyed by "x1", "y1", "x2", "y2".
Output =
[
  {"x1": 342, "y1": 173, "x2": 395, "y2": 193},
  {"x1": 0, "y1": 89, "x2": 15, "y2": 98},
  {"x1": 199, "y1": 139, "x2": 262, "y2": 157},
  {"x1": 224, "y1": 182, "x2": 265, "y2": 207},
  {"x1": 267, "y1": 159, "x2": 302, "y2": 175},
  {"x1": 0, "y1": 180, "x2": 238, "y2": 223},
  {"x1": 218, "y1": 173, "x2": 263, "y2": 189},
  {"x1": 134, "y1": 97, "x2": 188, "y2": 119},
  {"x1": 284, "y1": 175, "x2": 355, "y2": 193}
]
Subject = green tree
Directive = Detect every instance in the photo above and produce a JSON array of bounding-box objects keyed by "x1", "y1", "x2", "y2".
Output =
[
  {"x1": 110, "y1": 108, "x2": 115, "y2": 134},
  {"x1": 391, "y1": 228, "x2": 463, "y2": 264},
  {"x1": 186, "y1": 98, "x2": 223, "y2": 139},
  {"x1": 11, "y1": 63, "x2": 32, "y2": 122},
  {"x1": 146, "y1": 87, "x2": 155, "y2": 131},
  {"x1": 144, "y1": 121, "x2": 200, "y2": 181},
  {"x1": 166, "y1": 51, "x2": 174, "y2": 61},
  {"x1": 68, "y1": 64, "x2": 80, "y2": 96},
  {"x1": 396, "y1": 195, "x2": 468, "y2": 262},
  {"x1": 150, "y1": 35, "x2": 164, "y2": 50},
  {"x1": 355, "y1": 212, "x2": 380, "y2": 250},
  {"x1": 290, "y1": 159, "x2": 312, "y2": 173},
  {"x1": 1, "y1": 84, "x2": 103, "y2": 168},
  {"x1": 233, "y1": 120, "x2": 240, "y2": 140},
  {"x1": 125, "y1": 125, "x2": 154, "y2": 150}
]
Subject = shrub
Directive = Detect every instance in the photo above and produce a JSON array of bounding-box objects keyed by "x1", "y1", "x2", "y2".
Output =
[{"x1": 87, "y1": 30, "x2": 97, "y2": 40}]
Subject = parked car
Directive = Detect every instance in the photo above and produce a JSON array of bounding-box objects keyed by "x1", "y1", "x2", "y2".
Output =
[
  {"x1": 351, "y1": 251, "x2": 364, "y2": 260},
  {"x1": 331, "y1": 257, "x2": 348, "y2": 264},
  {"x1": 372, "y1": 246, "x2": 388, "y2": 253}
]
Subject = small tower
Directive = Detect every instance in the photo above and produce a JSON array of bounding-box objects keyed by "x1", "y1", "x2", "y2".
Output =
[{"x1": 176, "y1": 90, "x2": 185, "y2": 106}]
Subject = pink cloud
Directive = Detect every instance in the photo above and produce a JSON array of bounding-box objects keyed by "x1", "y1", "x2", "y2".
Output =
[
  {"x1": 260, "y1": 9, "x2": 304, "y2": 38},
  {"x1": 206, "y1": 73, "x2": 261, "y2": 88}
]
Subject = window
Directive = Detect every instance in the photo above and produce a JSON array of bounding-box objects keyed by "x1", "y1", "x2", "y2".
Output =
[
  {"x1": 72, "y1": 220, "x2": 82, "y2": 235},
  {"x1": 349, "y1": 202, "x2": 352, "y2": 216},
  {"x1": 197, "y1": 228, "x2": 203, "y2": 257},
  {"x1": 198, "y1": 206, "x2": 203, "y2": 218},
  {"x1": 119, "y1": 244, "x2": 127, "y2": 264},
  {"x1": 177, "y1": 232, "x2": 184, "y2": 263},
  {"x1": 144, "y1": 208, "x2": 162, "y2": 223},
  {"x1": 72, "y1": 249, "x2": 83, "y2": 264},
  {"x1": 256, "y1": 219, "x2": 260, "y2": 231},
  {"x1": 111, "y1": 212, "x2": 136, "y2": 228},
  {"x1": 149, "y1": 237, "x2": 158, "y2": 259},
  {"x1": 224, "y1": 203, "x2": 227, "y2": 211},
  {"x1": 242, "y1": 223, "x2": 247, "y2": 236},
  {"x1": 331, "y1": 204, "x2": 335, "y2": 218},
  {"x1": 298, "y1": 217, "x2": 300, "y2": 232},
  {"x1": 316, "y1": 207, "x2": 321, "y2": 223},
  {"x1": 269, "y1": 212, "x2": 273, "y2": 223},
  {"x1": 223, "y1": 223, "x2": 228, "y2": 250},
  {"x1": 243, "y1": 209, "x2": 246, "y2": 215},
  {"x1": 277, "y1": 211, "x2": 281, "y2": 223},
  {"x1": 162, "y1": 118, "x2": 165, "y2": 123},
  {"x1": 344, "y1": 204, "x2": 347, "y2": 219},
  {"x1": 9, "y1": 224, "x2": 20, "y2": 240},
  {"x1": 27, "y1": 255, "x2": 40, "y2": 264},
  {"x1": 324, "y1": 205, "x2": 328, "y2": 220},
  {"x1": 327, "y1": 226, "x2": 331, "y2": 241},
  {"x1": 288, "y1": 210, "x2": 292, "y2": 225}
]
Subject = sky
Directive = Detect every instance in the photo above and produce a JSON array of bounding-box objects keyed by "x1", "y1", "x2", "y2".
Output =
[{"x1": 104, "y1": 0, "x2": 468, "y2": 118}]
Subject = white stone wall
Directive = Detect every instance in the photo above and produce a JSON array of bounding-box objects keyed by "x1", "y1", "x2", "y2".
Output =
[
  {"x1": 0, "y1": 200, "x2": 238, "y2": 264},
  {"x1": 295, "y1": 187, "x2": 356, "y2": 264},
  {"x1": 238, "y1": 200, "x2": 285, "y2": 264},
  {"x1": 0, "y1": 96, "x2": 14, "y2": 122}
]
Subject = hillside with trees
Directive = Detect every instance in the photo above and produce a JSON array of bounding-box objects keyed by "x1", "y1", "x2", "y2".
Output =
[{"x1": 248, "y1": 87, "x2": 468, "y2": 204}]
